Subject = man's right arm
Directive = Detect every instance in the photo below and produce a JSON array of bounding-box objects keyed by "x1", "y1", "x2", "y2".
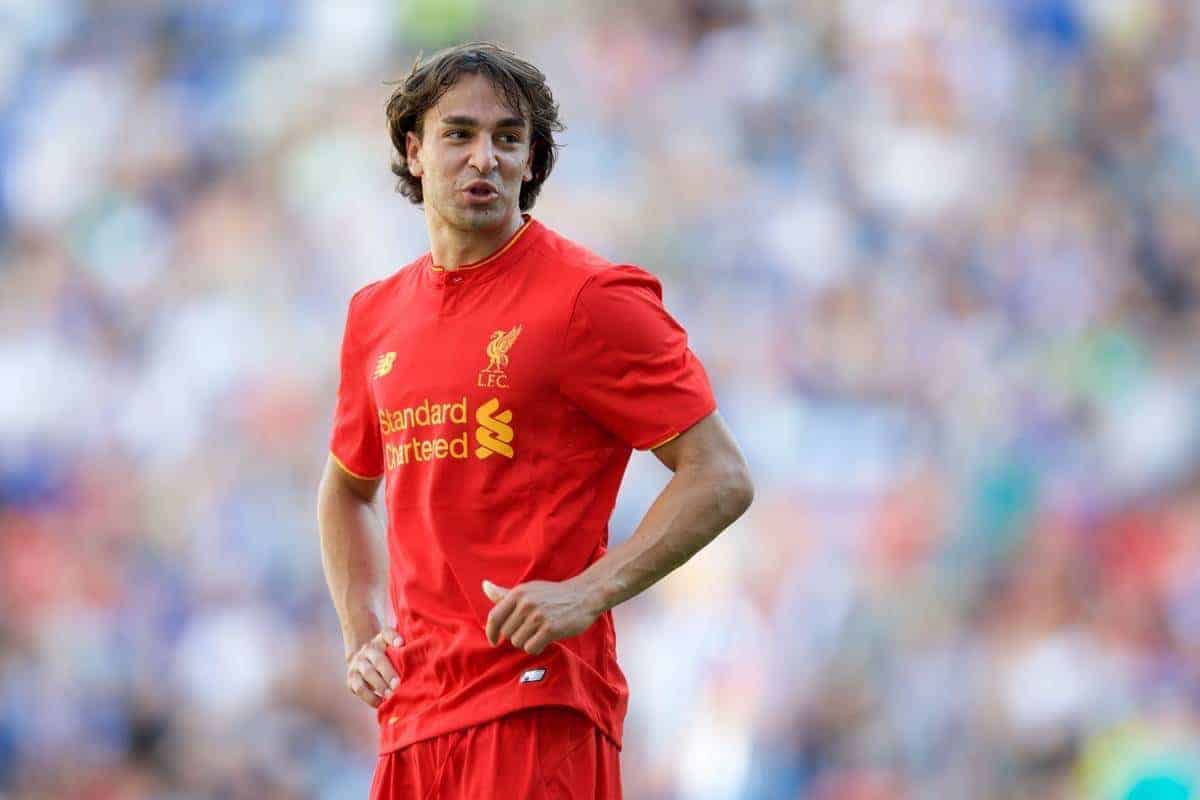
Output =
[{"x1": 316, "y1": 455, "x2": 401, "y2": 707}]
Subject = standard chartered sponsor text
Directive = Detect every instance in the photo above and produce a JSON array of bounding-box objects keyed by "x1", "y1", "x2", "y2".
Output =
[
  {"x1": 379, "y1": 397, "x2": 468, "y2": 433},
  {"x1": 385, "y1": 433, "x2": 470, "y2": 468},
  {"x1": 379, "y1": 396, "x2": 512, "y2": 469}
]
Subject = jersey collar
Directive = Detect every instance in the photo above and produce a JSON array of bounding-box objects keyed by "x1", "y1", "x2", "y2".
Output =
[{"x1": 425, "y1": 214, "x2": 537, "y2": 288}]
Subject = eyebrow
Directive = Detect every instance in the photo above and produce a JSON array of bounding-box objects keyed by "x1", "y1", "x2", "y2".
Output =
[{"x1": 439, "y1": 115, "x2": 526, "y2": 130}]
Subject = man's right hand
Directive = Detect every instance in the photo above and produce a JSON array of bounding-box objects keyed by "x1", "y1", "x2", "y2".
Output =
[{"x1": 345, "y1": 628, "x2": 404, "y2": 708}]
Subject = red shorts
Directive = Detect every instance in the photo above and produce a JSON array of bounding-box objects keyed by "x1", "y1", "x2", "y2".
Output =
[{"x1": 369, "y1": 706, "x2": 622, "y2": 799}]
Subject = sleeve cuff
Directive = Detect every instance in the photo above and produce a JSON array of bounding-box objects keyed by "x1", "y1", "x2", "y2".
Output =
[
  {"x1": 330, "y1": 451, "x2": 384, "y2": 481},
  {"x1": 635, "y1": 404, "x2": 717, "y2": 451}
]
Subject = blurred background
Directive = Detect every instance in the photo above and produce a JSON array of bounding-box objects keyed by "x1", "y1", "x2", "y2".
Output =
[{"x1": 2, "y1": 0, "x2": 1200, "y2": 798}]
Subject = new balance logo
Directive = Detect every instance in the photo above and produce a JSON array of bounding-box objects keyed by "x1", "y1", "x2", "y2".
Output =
[
  {"x1": 374, "y1": 352, "x2": 396, "y2": 379},
  {"x1": 519, "y1": 668, "x2": 546, "y2": 684},
  {"x1": 475, "y1": 397, "x2": 514, "y2": 459}
]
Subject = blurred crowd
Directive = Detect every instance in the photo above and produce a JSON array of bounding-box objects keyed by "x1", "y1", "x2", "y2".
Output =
[{"x1": 2, "y1": 0, "x2": 1200, "y2": 798}]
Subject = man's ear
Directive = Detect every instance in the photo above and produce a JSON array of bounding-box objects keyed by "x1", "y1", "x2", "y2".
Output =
[
  {"x1": 523, "y1": 141, "x2": 534, "y2": 182},
  {"x1": 406, "y1": 130, "x2": 423, "y2": 177}
]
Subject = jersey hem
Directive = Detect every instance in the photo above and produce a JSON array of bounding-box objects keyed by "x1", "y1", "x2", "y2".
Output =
[{"x1": 378, "y1": 696, "x2": 624, "y2": 757}]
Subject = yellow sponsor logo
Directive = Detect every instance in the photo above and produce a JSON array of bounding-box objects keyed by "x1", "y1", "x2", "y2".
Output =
[
  {"x1": 475, "y1": 397, "x2": 514, "y2": 459},
  {"x1": 385, "y1": 433, "x2": 469, "y2": 468},
  {"x1": 477, "y1": 324, "x2": 521, "y2": 389},
  {"x1": 379, "y1": 397, "x2": 470, "y2": 468},
  {"x1": 374, "y1": 352, "x2": 396, "y2": 379},
  {"x1": 377, "y1": 395, "x2": 516, "y2": 469},
  {"x1": 379, "y1": 397, "x2": 467, "y2": 435}
]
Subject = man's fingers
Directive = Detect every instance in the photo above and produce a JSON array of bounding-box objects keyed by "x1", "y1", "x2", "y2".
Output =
[
  {"x1": 364, "y1": 647, "x2": 401, "y2": 690},
  {"x1": 344, "y1": 631, "x2": 405, "y2": 709},
  {"x1": 482, "y1": 580, "x2": 508, "y2": 604},
  {"x1": 499, "y1": 601, "x2": 535, "y2": 644},
  {"x1": 348, "y1": 674, "x2": 382, "y2": 708},
  {"x1": 376, "y1": 628, "x2": 405, "y2": 648},
  {"x1": 353, "y1": 659, "x2": 391, "y2": 696},
  {"x1": 524, "y1": 630, "x2": 553, "y2": 656},
  {"x1": 485, "y1": 591, "x2": 519, "y2": 646},
  {"x1": 508, "y1": 614, "x2": 542, "y2": 651},
  {"x1": 485, "y1": 604, "x2": 509, "y2": 646}
]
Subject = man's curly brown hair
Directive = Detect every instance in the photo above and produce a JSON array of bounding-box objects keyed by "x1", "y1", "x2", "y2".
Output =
[{"x1": 385, "y1": 42, "x2": 565, "y2": 212}]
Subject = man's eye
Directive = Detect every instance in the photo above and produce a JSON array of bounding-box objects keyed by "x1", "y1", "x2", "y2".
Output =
[
  {"x1": 447, "y1": 130, "x2": 468, "y2": 139},
  {"x1": 499, "y1": 134, "x2": 520, "y2": 144}
]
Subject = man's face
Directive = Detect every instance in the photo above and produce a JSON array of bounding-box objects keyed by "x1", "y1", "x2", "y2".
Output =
[{"x1": 406, "y1": 73, "x2": 534, "y2": 234}]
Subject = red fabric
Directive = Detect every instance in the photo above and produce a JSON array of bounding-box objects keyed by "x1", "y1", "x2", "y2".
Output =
[
  {"x1": 561, "y1": 264, "x2": 716, "y2": 449},
  {"x1": 369, "y1": 707, "x2": 621, "y2": 799},
  {"x1": 330, "y1": 284, "x2": 386, "y2": 479},
  {"x1": 329, "y1": 217, "x2": 716, "y2": 755}
]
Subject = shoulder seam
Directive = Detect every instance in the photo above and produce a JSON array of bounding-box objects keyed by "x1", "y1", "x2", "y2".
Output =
[
  {"x1": 349, "y1": 278, "x2": 384, "y2": 308},
  {"x1": 342, "y1": 280, "x2": 383, "y2": 353},
  {"x1": 555, "y1": 269, "x2": 603, "y2": 393}
]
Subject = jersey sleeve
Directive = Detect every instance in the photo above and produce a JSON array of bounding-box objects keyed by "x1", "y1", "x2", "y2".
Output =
[
  {"x1": 559, "y1": 265, "x2": 717, "y2": 450},
  {"x1": 329, "y1": 288, "x2": 384, "y2": 479}
]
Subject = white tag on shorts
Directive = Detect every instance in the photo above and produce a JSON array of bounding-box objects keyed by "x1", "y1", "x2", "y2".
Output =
[{"x1": 519, "y1": 668, "x2": 547, "y2": 684}]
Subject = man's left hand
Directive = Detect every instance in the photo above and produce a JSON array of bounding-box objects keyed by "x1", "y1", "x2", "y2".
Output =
[{"x1": 482, "y1": 578, "x2": 602, "y2": 655}]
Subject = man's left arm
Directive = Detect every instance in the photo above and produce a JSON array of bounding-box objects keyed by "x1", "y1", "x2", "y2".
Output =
[{"x1": 483, "y1": 411, "x2": 753, "y2": 654}]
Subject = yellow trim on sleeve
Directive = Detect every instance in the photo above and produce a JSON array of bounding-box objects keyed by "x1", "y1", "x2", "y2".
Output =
[
  {"x1": 647, "y1": 432, "x2": 681, "y2": 451},
  {"x1": 330, "y1": 451, "x2": 383, "y2": 481}
]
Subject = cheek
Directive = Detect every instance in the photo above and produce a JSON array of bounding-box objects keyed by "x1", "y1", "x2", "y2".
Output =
[
  {"x1": 505, "y1": 153, "x2": 532, "y2": 179},
  {"x1": 427, "y1": 159, "x2": 454, "y2": 189}
]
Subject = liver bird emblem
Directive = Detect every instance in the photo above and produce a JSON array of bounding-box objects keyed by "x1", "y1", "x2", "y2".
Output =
[{"x1": 484, "y1": 324, "x2": 522, "y2": 373}]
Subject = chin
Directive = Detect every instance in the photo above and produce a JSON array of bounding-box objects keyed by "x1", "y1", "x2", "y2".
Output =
[{"x1": 455, "y1": 205, "x2": 508, "y2": 229}]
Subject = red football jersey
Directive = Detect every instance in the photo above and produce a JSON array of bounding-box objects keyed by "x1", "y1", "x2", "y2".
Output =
[{"x1": 329, "y1": 216, "x2": 716, "y2": 754}]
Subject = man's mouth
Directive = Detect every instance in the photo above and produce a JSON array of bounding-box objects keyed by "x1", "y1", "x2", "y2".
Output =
[{"x1": 464, "y1": 181, "x2": 499, "y2": 202}]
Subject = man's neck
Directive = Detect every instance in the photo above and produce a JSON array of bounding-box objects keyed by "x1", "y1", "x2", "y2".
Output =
[{"x1": 427, "y1": 211, "x2": 525, "y2": 271}]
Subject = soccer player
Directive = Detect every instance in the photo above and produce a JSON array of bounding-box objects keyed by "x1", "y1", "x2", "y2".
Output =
[{"x1": 317, "y1": 42, "x2": 754, "y2": 799}]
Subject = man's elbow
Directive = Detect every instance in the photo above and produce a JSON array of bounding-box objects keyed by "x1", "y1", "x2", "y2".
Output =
[{"x1": 712, "y1": 459, "x2": 754, "y2": 523}]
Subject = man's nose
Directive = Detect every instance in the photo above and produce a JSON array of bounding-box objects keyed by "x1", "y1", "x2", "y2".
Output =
[{"x1": 468, "y1": 136, "x2": 498, "y2": 174}]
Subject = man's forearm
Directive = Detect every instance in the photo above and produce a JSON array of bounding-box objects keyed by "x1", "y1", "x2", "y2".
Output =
[
  {"x1": 575, "y1": 465, "x2": 752, "y2": 614},
  {"x1": 317, "y1": 484, "x2": 389, "y2": 659},
  {"x1": 479, "y1": 414, "x2": 752, "y2": 656}
]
